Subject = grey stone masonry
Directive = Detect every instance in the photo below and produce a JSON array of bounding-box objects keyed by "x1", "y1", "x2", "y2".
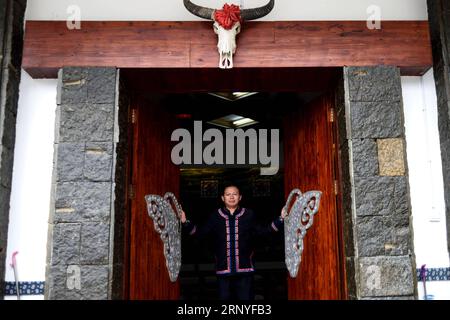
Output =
[
  {"x1": 342, "y1": 66, "x2": 416, "y2": 299},
  {"x1": 0, "y1": 0, "x2": 26, "y2": 299},
  {"x1": 46, "y1": 67, "x2": 118, "y2": 300},
  {"x1": 427, "y1": 0, "x2": 450, "y2": 256}
]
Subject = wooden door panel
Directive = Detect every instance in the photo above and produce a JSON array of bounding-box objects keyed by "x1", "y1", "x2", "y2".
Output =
[
  {"x1": 284, "y1": 94, "x2": 342, "y2": 299},
  {"x1": 129, "y1": 95, "x2": 180, "y2": 299}
]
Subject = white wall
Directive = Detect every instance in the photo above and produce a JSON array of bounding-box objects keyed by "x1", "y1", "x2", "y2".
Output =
[
  {"x1": 25, "y1": 0, "x2": 428, "y2": 21},
  {"x1": 402, "y1": 70, "x2": 450, "y2": 300},
  {"x1": 4, "y1": 71, "x2": 57, "y2": 300}
]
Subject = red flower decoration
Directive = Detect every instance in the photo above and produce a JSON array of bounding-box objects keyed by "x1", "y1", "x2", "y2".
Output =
[{"x1": 214, "y1": 4, "x2": 241, "y2": 30}]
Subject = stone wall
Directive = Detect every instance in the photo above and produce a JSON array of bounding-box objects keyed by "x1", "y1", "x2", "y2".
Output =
[
  {"x1": 0, "y1": 0, "x2": 26, "y2": 298},
  {"x1": 340, "y1": 66, "x2": 416, "y2": 299},
  {"x1": 427, "y1": 0, "x2": 450, "y2": 256},
  {"x1": 45, "y1": 67, "x2": 120, "y2": 299}
]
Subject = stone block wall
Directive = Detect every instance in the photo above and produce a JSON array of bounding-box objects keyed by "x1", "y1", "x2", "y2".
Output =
[
  {"x1": 0, "y1": 0, "x2": 26, "y2": 298},
  {"x1": 46, "y1": 67, "x2": 119, "y2": 299},
  {"x1": 340, "y1": 66, "x2": 416, "y2": 299}
]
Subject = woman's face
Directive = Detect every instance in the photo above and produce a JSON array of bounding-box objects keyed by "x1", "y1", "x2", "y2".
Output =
[{"x1": 222, "y1": 187, "x2": 241, "y2": 208}]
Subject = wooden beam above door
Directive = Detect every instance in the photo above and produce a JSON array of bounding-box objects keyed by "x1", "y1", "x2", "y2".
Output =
[{"x1": 23, "y1": 21, "x2": 432, "y2": 78}]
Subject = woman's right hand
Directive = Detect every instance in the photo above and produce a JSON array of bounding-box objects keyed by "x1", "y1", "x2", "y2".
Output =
[
  {"x1": 180, "y1": 210, "x2": 187, "y2": 223},
  {"x1": 281, "y1": 207, "x2": 287, "y2": 219}
]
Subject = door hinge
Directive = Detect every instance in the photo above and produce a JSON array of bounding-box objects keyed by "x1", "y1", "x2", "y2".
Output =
[
  {"x1": 329, "y1": 108, "x2": 335, "y2": 123},
  {"x1": 131, "y1": 109, "x2": 137, "y2": 124},
  {"x1": 334, "y1": 180, "x2": 339, "y2": 196},
  {"x1": 129, "y1": 184, "x2": 135, "y2": 199}
]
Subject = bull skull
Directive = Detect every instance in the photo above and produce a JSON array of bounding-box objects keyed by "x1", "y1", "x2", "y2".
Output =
[{"x1": 184, "y1": 0, "x2": 275, "y2": 69}]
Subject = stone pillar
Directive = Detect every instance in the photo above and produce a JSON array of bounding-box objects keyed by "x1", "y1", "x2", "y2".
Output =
[
  {"x1": 46, "y1": 67, "x2": 119, "y2": 300},
  {"x1": 427, "y1": 0, "x2": 450, "y2": 256},
  {"x1": 340, "y1": 66, "x2": 416, "y2": 299},
  {"x1": 0, "y1": 0, "x2": 27, "y2": 298}
]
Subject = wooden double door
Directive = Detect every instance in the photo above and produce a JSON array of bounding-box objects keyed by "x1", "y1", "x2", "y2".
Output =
[{"x1": 127, "y1": 89, "x2": 345, "y2": 300}]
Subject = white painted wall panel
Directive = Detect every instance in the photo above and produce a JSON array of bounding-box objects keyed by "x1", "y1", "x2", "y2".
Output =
[
  {"x1": 402, "y1": 72, "x2": 449, "y2": 268},
  {"x1": 4, "y1": 71, "x2": 57, "y2": 299},
  {"x1": 402, "y1": 71, "x2": 450, "y2": 300},
  {"x1": 25, "y1": 0, "x2": 428, "y2": 21}
]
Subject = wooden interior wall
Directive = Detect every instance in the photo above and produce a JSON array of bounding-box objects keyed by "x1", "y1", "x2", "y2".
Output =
[
  {"x1": 129, "y1": 95, "x2": 180, "y2": 299},
  {"x1": 23, "y1": 21, "x2": 432, "y2": 78},
  {"x1": 284, "y1": 94, "x2": 343, "y2": 299}
]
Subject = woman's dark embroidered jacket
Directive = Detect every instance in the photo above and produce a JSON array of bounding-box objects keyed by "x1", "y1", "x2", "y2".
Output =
[{"x1": 182, "y1": 207, "x2": 284, "y2": 276}]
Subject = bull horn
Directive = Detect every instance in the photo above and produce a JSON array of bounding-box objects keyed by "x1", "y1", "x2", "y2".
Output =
[
  {"x1": 241, "y1": 0, "x2": 274, "y2": 21},
  {"x1": 183, "y1": 0, "x2": 214, "y2": 20}
]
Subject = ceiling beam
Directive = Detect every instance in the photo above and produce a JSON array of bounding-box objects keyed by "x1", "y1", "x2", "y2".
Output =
[{"x1": 23, "y1": 20, "x2": 432, "y2": 78}]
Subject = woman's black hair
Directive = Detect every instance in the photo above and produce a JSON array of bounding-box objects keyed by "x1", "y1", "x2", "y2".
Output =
[{"x1": 222, "y1": 184, "x2": 241, "y2": 195}]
